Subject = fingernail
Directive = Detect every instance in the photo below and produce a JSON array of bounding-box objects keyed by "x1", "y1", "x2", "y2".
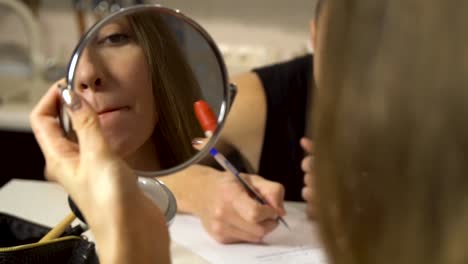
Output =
[
  {"x1": 57, "y1": 83, "x2": 67, "y2": 93},
  {"x1": 61, "y1": 89, "x2": 82, "y2": 111},
  {"x1": 192, "y1": 138, "x2": 204, "y2": 146}
]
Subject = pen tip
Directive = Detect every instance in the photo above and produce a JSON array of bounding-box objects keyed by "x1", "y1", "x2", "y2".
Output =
[{"x1": 279, "y1": 217, "x2": 291, "y2": 230}]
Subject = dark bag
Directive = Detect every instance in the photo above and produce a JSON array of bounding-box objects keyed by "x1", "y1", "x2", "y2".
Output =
[{"x1": 0, "y1": 212, "x2": 99, "y2": 264}]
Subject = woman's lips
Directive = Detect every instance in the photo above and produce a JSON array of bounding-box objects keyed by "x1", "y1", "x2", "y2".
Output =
[
  {"x1": 98, "y1": 106, "x2": 127, "y2": 115},
  {"x1": 98, "y1": 106, "x2": 130, "y2": 123}
]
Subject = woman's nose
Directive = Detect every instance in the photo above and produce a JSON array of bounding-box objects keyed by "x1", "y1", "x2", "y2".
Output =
[{"x1": 74, "y1": 49, "x2": 103, "y2": 90}]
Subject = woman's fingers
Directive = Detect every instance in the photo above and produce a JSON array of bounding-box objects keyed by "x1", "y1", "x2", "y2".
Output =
[
  {"x1": 300, "y1": 137, "x2": 316, "y2": 219},
  {"x1": 302, "y1": 181, "x2": 313, "y2": 202},
  {"x1": 30, "y1": 81, "x2": 61, "y2": 118},
  {"x1": 304, "y1": 173, "x2": 313, "y2": 186},
  {"x1": 301, "y1": 155, "x2": 314, "y2": 173},
  {"x1": 30, "y1": 82, "x2": 68, "y2": 152},
  {"x1": 210, "y1": 200, "x2": 278, "y2": 243},
  {"x1": 248, "y1": 175, "x2": 286, "y2": 216},
  {"x1": 300, "y1": 137, "x2": 314, "y2": 154},
  {"x1": 61, "y1": 89, "x2": 109, "y2": 158},
  {"x1": 202, "y1": 176, "x2": 282, "y2": 244},
  {"x1": 30, "y1": 82, "x2": 78, "y2": 182},
  {"x1": 192, "y1": 137, "x2": 209, "y2": 150}
]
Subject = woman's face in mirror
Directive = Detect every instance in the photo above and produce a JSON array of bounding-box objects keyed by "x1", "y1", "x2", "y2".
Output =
[
  {"x1": 68, "y1": 10, "x2": 226, "y2": 172},
  {"x1": 74, "y1": 17, "x2": 158, "y2": 169}
]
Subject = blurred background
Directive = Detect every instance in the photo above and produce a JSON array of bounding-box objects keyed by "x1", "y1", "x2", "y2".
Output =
[
  {"x1": 0, "y1": 0, "x2": 318, "y2": 186},
  {"x1": 1, "y1": 0, "x2": 317, "y2": 77}
]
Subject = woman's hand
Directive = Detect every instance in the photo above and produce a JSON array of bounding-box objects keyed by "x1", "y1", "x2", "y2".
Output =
[
  {"x1": 197, "y1": 170, "x2": 286, "y2": 244},
  {"x1": 30, "y1": 81, "x2": 137, "y2": 225},
  {"x1": 163, "y1": 163, "x2": 286, "y2": 244},
  {"x1": 178, "y1": 138, "x2": 286, "y2": 244},
  {"x1": 300, "y1": 137, "x2": 316, "y2": 219},
  {"x1": 30, "y1": 81, "x2": 170, "y2": 264}
]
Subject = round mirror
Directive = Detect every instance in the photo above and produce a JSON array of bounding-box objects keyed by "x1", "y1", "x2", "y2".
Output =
[{"x1": 61, "y1": 4, "x2": 235, "y2": 177}]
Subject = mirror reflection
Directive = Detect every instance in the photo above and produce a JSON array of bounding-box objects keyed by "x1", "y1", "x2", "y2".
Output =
[{"x1": 67, "y1": 7, "x2": 228, "y2": 173}]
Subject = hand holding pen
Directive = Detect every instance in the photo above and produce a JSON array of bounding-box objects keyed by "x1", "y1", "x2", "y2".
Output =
[
  {"x1": 209, "y1": 148, "x2": 290, "y2": 229},
  {"x1": 187, "y1": 155, "x2": 287, "y2": 243},
  {"x1": 194, "y1": 100, "x2": 290, "y2": 230}
]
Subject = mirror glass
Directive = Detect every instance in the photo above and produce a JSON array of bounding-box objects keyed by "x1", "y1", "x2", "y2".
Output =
[{"x1": 62, "y1": 5, "x2": 233, "y2": 177}]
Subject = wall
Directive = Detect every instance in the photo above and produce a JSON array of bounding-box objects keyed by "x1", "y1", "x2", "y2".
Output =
[{"x1": 10, "y1": 0, "x2": 319, "y2": 74}]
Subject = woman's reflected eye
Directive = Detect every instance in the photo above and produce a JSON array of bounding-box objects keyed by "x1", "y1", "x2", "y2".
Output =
[{"x1": 99, "y1": 33, "x2": 130, "y2": 45}]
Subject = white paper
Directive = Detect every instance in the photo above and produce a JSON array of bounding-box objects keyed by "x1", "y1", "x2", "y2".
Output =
[{"x1": 170, "y1": 202, "x2": 327, "y2": 264}]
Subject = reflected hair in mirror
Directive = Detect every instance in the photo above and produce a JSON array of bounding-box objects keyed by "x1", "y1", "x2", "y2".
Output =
[{"x1": 129, "y1": 11, "x2": 203, "y2": 169}]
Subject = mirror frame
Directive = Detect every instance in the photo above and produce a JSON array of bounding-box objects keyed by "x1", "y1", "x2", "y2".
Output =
[{"x1": 65, "y1": 4, "x2": 235, "y2": 177}]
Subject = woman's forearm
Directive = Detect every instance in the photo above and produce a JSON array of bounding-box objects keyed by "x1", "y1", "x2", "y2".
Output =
[
  {"x1": 90, "y1": 189, "x2": 171, "y2": 264},
  {"x1": 160, "y1": 164, "x2": 220, "y2": 215}
]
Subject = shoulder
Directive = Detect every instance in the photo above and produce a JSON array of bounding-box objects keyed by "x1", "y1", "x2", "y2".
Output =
[
  {"x1": 253, "y1": 54, "x2": 313, "y2": 88},
  {"x1": 252, "y1": 54, "x2": 313, "y2": 109}
]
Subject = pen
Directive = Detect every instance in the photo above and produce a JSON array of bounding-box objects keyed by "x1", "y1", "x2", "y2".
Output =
[{"x1": 194, "y1": 100, "x2": 290, "y2": 230}]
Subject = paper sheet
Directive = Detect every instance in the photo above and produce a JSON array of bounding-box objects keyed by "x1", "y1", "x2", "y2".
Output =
[{"x1": 170, "y1": 202, "x2": 327, "y2": 264}]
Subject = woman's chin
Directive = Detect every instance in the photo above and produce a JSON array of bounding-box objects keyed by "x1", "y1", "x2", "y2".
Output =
[{"x1": 101, "y1": 131, "x2": 131, "y2": 156}]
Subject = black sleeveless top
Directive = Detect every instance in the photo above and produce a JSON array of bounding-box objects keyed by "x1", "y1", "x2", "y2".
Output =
[{"x1": 253, "y1": 54, "x2": 313, "y2": 201}]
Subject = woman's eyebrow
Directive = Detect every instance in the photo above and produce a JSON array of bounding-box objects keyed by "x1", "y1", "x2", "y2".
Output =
[
  {"x1": 100, "y1": 24, "x2": 123, "y2": 33},
  {"x1": 99, "y1": 18, "x2": 131, "y2": 33}
]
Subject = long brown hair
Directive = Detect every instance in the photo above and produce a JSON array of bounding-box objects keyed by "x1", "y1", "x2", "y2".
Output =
[
  {"x1": 313, "y1": 1, "x2": 468, "y2": 264},
  {"x1": 129, "y1": 11, "x2": 204, "y2": 169}
]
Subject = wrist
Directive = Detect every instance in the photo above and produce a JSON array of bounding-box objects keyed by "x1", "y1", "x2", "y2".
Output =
[
  {"x1": 162, "y1": 165, "x2": 224, "y2": 215},
  {"x1": 91, "y1": 189, "x2": 170, "y2": 264},
  {"x1": 86, "y1": 181, "x2": 141, "y2": 237}
]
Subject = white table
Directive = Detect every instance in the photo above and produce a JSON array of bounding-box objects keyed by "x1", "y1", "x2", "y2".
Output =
[
  {"x1": 0, "y1": 179, "x2": 323, "y2": 263},
  {"x1": 0, "y1": 179, "x2": 207, "y2": 263}
]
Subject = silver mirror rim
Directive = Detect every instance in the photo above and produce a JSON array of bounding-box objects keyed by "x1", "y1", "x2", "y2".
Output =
[{"x1": 65, "y1": 4, "x2": 231, "y2": 177}]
